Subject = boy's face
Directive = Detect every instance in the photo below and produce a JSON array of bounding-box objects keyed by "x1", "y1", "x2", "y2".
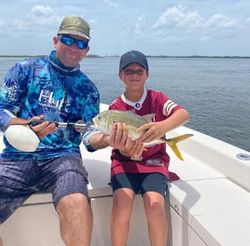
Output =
[{"x1": 119, "y1": 63, "x2": 148, "y2": 91}]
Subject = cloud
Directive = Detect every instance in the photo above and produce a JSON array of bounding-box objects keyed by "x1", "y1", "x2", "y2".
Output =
[
  {"x1": 27, "y1": 5, "x2": 61, "y2": 26},
  {"x1": 153, "y1": 5, "x2": 241, "y2": 32},
  {"x1": 30, "y1": 5, "x2": 55, "y2": 17},
  {"x1": 103, "y1": 0, "x2": 118, "y2": 7},
  {"x1": 1, "y1": 5, "x2": 61, "y2": 36},
  {"x1": 204, "y1": 14, "x2": 239, "y2": 29},
  {"x1": 11, "y1": 19, "x2": 30, "y2": 31},
  {"x1": 134, "y1": 15, "x2": 145, "y2": 35},
  {"x1": 151, "y1": 5, "x2": 243, "y2": 43},
  {"x1": 152, "y1": 5, "x2": 202, "y2": 29}
]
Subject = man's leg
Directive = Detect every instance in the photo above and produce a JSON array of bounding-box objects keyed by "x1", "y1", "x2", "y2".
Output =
[
  {"x1": 0, "y1": 159, "x2": 36, "y2": 245},
  {"x1": 111, "y1": 188, "x2": 135, "y2": 246},
  {"x1": 41, "y1": 155, "x2": 92, "y2": 246},
  {"x1": 56, "y1": 193, "x2": 92, "y2": 246}
]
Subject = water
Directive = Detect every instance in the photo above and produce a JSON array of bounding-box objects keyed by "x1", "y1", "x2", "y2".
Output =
[{"x1": 0, "y1": 57, "x2": 249, "y2": 151}]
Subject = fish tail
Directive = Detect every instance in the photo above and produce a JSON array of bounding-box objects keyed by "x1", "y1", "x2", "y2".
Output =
[{"x1": 166, "y1": 134, "x2": 193, "y2": 161}]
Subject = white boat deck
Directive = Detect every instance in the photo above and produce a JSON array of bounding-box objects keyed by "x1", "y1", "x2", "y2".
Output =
[{"x1": 0, "y1": 104, "x2": 250, "y2": 245}]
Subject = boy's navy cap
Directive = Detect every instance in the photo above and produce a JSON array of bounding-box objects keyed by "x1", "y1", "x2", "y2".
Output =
[{"x1": 119, "y1": 50, "x2": 148, "y2": 71}]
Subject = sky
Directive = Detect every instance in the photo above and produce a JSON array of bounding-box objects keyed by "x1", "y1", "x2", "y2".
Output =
[{"x1": 0, "y1": 0, "x2": 250, "y2": 56}]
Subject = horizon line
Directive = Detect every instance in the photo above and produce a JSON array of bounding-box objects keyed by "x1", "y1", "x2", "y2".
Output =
[{"x1": 1, "y1": 54, "x2": 250, "y2": 59}]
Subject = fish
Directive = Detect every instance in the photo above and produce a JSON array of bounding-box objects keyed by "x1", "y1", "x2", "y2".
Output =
[{"x1": 92, "y1": 110, "x2": 193, "y2": 160}]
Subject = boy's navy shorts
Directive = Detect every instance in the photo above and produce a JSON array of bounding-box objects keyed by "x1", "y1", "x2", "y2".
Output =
[
  {"x1": 0, "y1": 154, "x2": 89, "y2": 224},
  {"x1": 111, "y1": 172, "x2": 168, "y2": 197}
]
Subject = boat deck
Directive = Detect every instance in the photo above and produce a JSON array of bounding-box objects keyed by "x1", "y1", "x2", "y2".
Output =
[{"x1": 0, "y1": 105, "x2": 250, "y2": 245}]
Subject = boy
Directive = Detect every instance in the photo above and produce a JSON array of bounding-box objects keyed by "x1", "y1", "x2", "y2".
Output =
[{"x1": 109, "y1": 50, "x2": 190, "y2": 246}]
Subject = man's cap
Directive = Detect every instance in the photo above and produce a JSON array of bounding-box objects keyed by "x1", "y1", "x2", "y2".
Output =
[
  {"x1": 119, "y1": 50, "x2": 148, "y2": 71},
  {"x1": 57, "y1": 16, "x2": 90, "y2": 40}
]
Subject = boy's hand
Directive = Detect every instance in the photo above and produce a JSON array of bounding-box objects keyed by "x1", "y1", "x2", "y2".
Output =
[
  {"x1": 137, "y1": 121, "x2": 166, "y2": 143},
  {"x1": 119, "y1": 139, "x2": 144, "y2": 158}
]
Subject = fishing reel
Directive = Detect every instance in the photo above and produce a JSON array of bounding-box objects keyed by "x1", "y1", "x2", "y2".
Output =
[{"x1": 4, "y1": 120, "x2": 93, "y2": 152}]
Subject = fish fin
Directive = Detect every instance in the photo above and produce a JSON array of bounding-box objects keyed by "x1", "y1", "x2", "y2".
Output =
[
  {"x1": 167, "y1": 141, "x2": 184, "y2": 160},
  {"x1": 165, "y1": 134, "x2": 193, "y2": 143},
  {"x1": 141, "y1": 113, "x2": 155, "y2": 123},
  {"x1": 165, "y1": 134, "x2": 193, "y2": 161}
]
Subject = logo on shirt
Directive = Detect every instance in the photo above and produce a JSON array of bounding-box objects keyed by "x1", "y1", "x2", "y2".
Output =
[
  {"x1": 135, "y1": 102, "x2": 141, "y2": 109},
  {"x1": 38, "y1": 90, "x2": 66, "y2": 110}
]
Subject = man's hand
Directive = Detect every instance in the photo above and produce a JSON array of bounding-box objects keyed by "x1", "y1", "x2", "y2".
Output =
[
  {"x1": 108, "y1": 122, "x2": 128, "y2": 149},
  {"x1": 28, "y1": 115, "x2": 57, "y2": 138},
  {"x1": 88, "y1": 122, "x2": 144, "y2": 158},
  {"x1": 9, "y1": 115, "x2": 57, "y2": 138},
  {"x1": 109, "y1": 123, "x2": 144, "y2": 158}
]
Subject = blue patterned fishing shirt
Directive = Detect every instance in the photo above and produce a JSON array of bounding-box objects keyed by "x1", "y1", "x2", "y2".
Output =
[{"x1": 0, "y1": 50, "x2": 100, "y2": 160}]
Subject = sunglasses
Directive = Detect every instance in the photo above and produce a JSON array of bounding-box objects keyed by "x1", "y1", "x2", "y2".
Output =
[{"x1": 59, "y1": 35, "x2": 89, "y2": 49}]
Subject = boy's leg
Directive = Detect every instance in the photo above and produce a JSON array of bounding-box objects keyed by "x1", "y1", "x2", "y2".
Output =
[
  {"x1": 111, "y1": 188, "x2": 135, "y2": 246},
  {"x1": 110, "y1": 173, "x2": 139, "y2": 246},
  {"x1": 142, "y1": 173, "x2": 168, "y2": 246},
  {"x1": 143, "y1": 192, "x2": 168, "y2": 246}
]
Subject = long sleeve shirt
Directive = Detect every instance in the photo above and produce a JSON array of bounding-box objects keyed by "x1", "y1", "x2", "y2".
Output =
[{"x1": 0, "y1": 50, "x2": 99, "y2": 160}]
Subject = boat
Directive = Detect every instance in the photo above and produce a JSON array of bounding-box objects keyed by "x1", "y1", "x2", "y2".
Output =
[{"x1": 0, "y1": 103, "x2": 249, "y2": 246}]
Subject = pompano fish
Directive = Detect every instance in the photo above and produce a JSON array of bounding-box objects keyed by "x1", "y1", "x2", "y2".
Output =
[{"x1": 92, "y1": 110, "x2": 193, "y2": 160}]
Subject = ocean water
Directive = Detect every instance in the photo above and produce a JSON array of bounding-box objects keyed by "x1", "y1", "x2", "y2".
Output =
[{"x1": 0, "y1": 57, "x2": 249, "y2": 151}]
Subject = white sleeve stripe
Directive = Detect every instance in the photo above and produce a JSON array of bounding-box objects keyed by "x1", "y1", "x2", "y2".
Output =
[
  {"x1": 163, "y1": 100, "x2": 178, "y2": 116},
  {"x1": 168, "y1": 104, "x2": 177, "y2": 114},
  {"x1": 166, "y1": 102, "x2": 175, "y2": 111},
  {"x1": 165, "y1": 100, "x2": 173, "y2": 107}
]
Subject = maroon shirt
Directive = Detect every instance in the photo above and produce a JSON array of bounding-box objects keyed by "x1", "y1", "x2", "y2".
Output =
[{"x1": 109, "y1": 89, "x2": 182, "y2": 181}]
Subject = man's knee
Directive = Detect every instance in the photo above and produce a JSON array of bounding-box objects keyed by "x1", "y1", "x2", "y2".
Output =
[{"x1": 56, "y1": 193, "x2": 90, "y2": 215}]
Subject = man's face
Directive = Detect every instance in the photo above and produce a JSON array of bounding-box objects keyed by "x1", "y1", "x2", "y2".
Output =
[
  {"x1": 119, "y1": 63, "x2": 148, "y2": 91},
  {"x1": 53, "y1": 34, "x2": 89, "y2": 67}
]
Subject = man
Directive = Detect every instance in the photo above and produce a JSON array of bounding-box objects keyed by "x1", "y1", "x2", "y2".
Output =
[{"x1": 0, "y1": 16, "x2": 138, "y2": 246}]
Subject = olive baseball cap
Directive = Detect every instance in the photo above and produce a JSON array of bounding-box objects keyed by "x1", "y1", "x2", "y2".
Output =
[
  {"x1": 119, "y1": 50, "x2": 148, "y2": 71},
  {"x1": 57, "y1": 16, "x2": 90, "y2": 40}
]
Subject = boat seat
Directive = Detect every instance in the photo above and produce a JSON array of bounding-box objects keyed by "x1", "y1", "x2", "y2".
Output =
[
  {"x1": 19, "y1": 141, "x2": 250, "y2": 246},
  {"x1": 1, "y1": 123, "x2": 250, "y2": 245}
]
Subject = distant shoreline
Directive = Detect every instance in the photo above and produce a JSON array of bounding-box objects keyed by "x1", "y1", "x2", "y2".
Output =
[{"x1": 0, "y1": 54, "x2": 250, "y2": 59}]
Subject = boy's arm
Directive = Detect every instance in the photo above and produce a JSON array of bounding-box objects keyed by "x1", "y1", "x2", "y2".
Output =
[
  {"x1": 137, "y1": 108, "x2": 190, "y2": 143},
  {"x1": 161, "y1": 108, "x2": 190, "y2": 132}
]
